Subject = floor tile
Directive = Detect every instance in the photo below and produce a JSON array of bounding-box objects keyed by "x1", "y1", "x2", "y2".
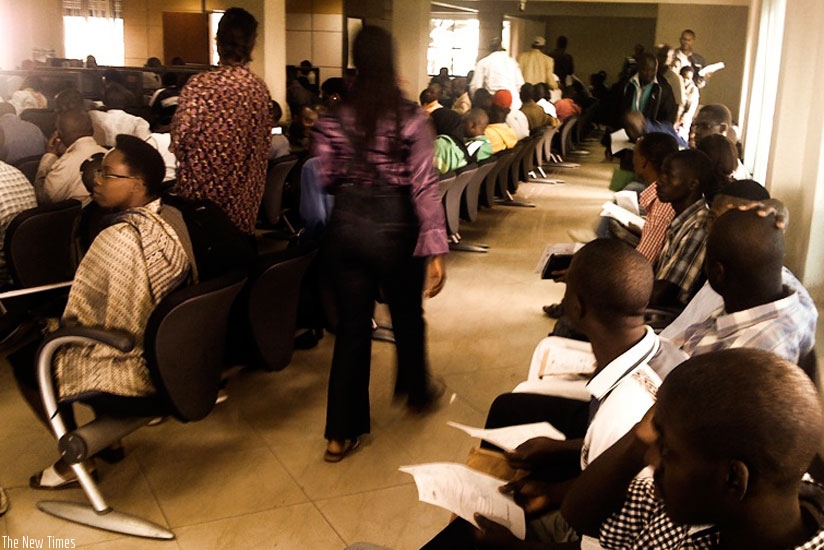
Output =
[
  {"x1": 174, "y1": 503, "x2": 344, "y2": 550},
  {"x1": 316, "y1": 484, "x2": 452, "y2": 550},
  {"x1": 136, "y1": 446, "x2": 307, "y2": 528}
]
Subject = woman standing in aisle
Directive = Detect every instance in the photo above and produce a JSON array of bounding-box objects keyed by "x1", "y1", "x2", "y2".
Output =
[{"x1": 312, "y1": 25, "x2": 448, "y2": 462}]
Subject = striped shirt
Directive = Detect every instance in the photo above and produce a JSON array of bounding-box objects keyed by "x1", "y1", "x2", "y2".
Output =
[
  {"x1": 655, "y1": 199, "x2": 708, "y2": 306},
  {"x1": 0, "y1": 162, "x2": 38, "y2": 285},
  {"x1": 679, "y1": 287, "x2": 817, "y2": 365},
  {"x1": 636, "y1": 182, "x2": 675, "y2": 268}
]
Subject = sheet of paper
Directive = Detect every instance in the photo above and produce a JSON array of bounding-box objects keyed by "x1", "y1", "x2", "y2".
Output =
[
  {"x1": 699, "y1": 61, "x2": 725, "y2": 77},
  {"x1": 610, "y1": 128, "x2": 634, "y2": 153},
  {"x1": 528, "y1": 336, "x2": 596, "y2": 379},
  {"x1": 613, "y1": 190, "x2": 640, "y2": 215},
  {"x1": 447, "y1": 421, "x2": 566, "y2": 452},
  {"x1": 600, "y1": 201, "x2": 646, "y2": 229},
  {"x1": 399, "y1": 463, "x2": 526, "y2": 540},
  {"x1": 534, "y1": 242, "x2": 583, "y2": 273}
]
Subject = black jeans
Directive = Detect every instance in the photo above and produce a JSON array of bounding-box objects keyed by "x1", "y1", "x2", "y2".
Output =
[{"x1": 323, "y1": 183, "x2": 428, "y2": 441}]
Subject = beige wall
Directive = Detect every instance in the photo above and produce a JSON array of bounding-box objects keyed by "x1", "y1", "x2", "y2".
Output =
[
  {"x1": 655, "y1": 4, "x2": 749, "y2": 121},
  {"x1": 2, "y1": 0, "x2": 64, "y2": 70},
  {"x1": 545, "y1": 16, "x2": 657, "y2": 86},
  {"x1": 286, "y1": 0, "x2": 344, "y2": 80},
  {"x1": 123, "y1": 0, "x2": 266, "y2": 79},
  {"x1": 760, "y1": 0, "x2": 824, "y2": 299}
]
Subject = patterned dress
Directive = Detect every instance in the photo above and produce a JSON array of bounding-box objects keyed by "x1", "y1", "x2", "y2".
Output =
[{"x1": 171, "y1": 64, "x2": 272, "y2": 235}]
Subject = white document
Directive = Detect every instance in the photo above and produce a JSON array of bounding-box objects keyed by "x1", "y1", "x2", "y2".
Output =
[
  {"x1": 534, "y1": 242, "x2": 583, "y2": 274},
  {"x1": 613, "y1": 190, "x2": 640, "y2": 215},
  {"x1": 447, "y1": 421, "x2": 566, "y2": 452},
  {"x1": 699, "y1": 61, "x2": 725, "y2": 77},
  {"x1": 610, "y1": 128, "x2": 634, "y2": 153},
  {"x1": 600, "y1": 201, "x2": 646, "y2": 229},
  {"x1": 399, "y1": 463, "x2": 526, "y2": 540},
  {"x1": 528, "y1": 336, "x2": 596, "y2": 379}
]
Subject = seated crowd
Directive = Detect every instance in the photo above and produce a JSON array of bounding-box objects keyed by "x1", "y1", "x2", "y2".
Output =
[{"x1": 0, "y1": 19, "x2": 821, "y2": 550}]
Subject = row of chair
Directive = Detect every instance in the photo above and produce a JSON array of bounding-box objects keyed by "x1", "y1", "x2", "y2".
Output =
[{"x1": 435, "y1": 122, "x2": 581, "y2": 253}]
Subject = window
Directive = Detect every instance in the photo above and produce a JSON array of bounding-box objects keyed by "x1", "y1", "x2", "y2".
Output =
[
  {"x1": 63, "y1": 0, "x2": 124, "y2": 66},
  {"x1": 427, "y1": 18, "x2": 512, "y2": 77},
  {"x1": 428, "y1": 18, "x2": 479, "y2": 77}
]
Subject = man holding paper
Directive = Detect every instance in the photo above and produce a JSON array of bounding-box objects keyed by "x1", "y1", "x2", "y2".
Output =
[{"x1": 420, "y1": 239, "x2": 686, "y2": 548}]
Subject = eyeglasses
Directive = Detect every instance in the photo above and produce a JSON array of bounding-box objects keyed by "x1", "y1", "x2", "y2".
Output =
[{"x1": 94, "y1": 169, "x2": 140, "y2": 181}]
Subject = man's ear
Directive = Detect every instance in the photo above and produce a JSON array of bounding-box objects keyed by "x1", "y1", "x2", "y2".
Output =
[
  {"x1": 705, "y1": 259, "x2": 726, "y2": 291},
  {"x1": 719, "y1": 122, "x2": 730, "y2": 136},
  {"x1": 725, "y1": 459, "x2": 750, "y2": 501}
]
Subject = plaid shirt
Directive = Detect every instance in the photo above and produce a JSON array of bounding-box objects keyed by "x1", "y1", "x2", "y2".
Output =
[
  {"x1": 655, "y1": 199, "x2": 708, "y2": 306},
  {"x1": 600, "y1": 478, "x2": 824, "y2": 550},
  {"x1": 679, "y1": 287, "x2": 817, "y2": 365},
  {"x1": 636, "y1": 182, "x2": 675, "y2": 268},
  {"x1": 0, "y1": 162, "x2": 37, "y2": 285}
]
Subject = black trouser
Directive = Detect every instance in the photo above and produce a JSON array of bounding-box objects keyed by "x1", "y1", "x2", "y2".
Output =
[{"x1": 323, "y1": 183, "x2": 428, "y2": 441}]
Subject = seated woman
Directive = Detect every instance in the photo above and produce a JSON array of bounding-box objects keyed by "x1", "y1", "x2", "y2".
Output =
[{"x1": 12, "y1": 134, "x2": 194, "y2": 489}]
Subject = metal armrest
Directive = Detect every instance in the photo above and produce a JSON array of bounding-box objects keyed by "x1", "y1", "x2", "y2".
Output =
[
  {"x1": 42, "y1": 326, "x2": 135, "y2": 353},
  {"x1": 37, "y1": 327, "x2": 136, "y2": 441},
  {"x1": 0, "y1": 281, "x2": 73, "y2": 301}
]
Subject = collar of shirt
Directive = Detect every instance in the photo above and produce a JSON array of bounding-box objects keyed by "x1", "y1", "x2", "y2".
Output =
[
  {"x1": 587, "y1": 326, "x2": 659, "y2": 400},
  {"x1": 714, "y1": 288, "x2": 800, "y2": 339},
  {"x1": 669, "y1": 198, "x2": 707, "y2": 231}
]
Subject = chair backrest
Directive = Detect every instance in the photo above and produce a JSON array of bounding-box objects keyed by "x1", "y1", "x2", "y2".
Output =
[
  {"x1": 247, "y1": 244, "x2": 318, "y2": 371},
  {"x1": 262, "y1": 155, "x2": 299, "y2": 225},
  {"x1": 144, "y1": 271, "x2": 247, "y2": 422},
  {"x1": 4, "y1": 199, "x2": 82, "y2": 288},
  {"x1": 20, "y1": 108, "x2": 57, "y2": 139},
  {"x1": 560, "y1": 116, "x2": 579, "y2": 158},
  {"x1": 13, "y1": 154, "x2": 43, "y2": 184}
]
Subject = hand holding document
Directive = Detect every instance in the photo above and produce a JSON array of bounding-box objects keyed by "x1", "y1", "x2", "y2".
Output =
[
  {"x1": 600, "y1": 201, "x2": 646, "y2": 229},
  {"x1": 400, "y1": 463, "x2": 526, "y2": 539},
  {"x1": 447, "y1": 421, "x2": 566, "y2": 452},
  {"x1": 610, "y1": 128, "x2": 633, "y2": 153},
  {"x1": 535, "y1": 242, "x2": 583, "y2": 278}
]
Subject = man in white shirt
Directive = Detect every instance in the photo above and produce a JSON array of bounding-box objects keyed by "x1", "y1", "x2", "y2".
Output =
[
  {"x1": 35, "y1": 110, "x2": 106, "y2": 206},
  {"x1": 470, "y1": 37, "x2": 526, "y2": 110},
  {"x1": 89, "y1": 87, "x2": 153, "y2": 148}
]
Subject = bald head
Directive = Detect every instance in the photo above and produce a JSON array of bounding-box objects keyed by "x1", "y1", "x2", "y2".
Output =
[
  {"x1": 706, "y1": 208, "x2": 784, "y2": 294},
  {"x1": 464, "y1": 107, "x2": 489, "y2": 137},
  {"x1": 56, "y1": 109, "x2": 94, "y2": 147},
  {"x1": 659, "y1": 348, "x2": 822, "y2": 491},
  {"x1": 0, "y1": 102, "x2": 15, "y2": 117},
  {"x1": 567, "y1": 239, "x2": 652, "y2": 324}
]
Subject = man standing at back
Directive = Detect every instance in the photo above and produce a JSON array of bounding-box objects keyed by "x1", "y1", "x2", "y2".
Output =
[
  {"x1": 518, "y1": 37, "x2": 558, "y2": 91},
  {"x1": 470, "y1": 37, "x2": 526, "y2": 110},
  {"x1": 675, "y1": 29, "x2": 706, "y2": 75},
  {"x1": 171, "y1": 7, "x2": 272, "y2": 237}
]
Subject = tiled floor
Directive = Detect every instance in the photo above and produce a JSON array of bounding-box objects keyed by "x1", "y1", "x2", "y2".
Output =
[{"x1": 0, "y1": 145, "x2": 629, "y2": 549}]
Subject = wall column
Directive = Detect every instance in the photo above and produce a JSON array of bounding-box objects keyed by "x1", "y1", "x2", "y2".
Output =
[
  {"x1": 762, "y1": 0, "x2": 824, "y2": 300},
  {"x1": 477, "y1": 3, "x2": 504, "y2": 62},
  {"x1": 263, "y1": 0, "x2": 287, "y2": 106},
  {"x1": 391, "y1": 0, "x2": 430, "y2": 99}
]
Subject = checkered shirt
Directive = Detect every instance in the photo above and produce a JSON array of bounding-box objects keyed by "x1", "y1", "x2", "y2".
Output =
[
  {"x1": 655, "y1": 199, "x2": 708, "y2": 306},
  {"x1": 636, "y1": 182, "x2": 675, "y2": 268},
  {"x1": 600, "y1": 478, "x2": 824, "y2": 550},
  {"x1": 0, "y1": 162, "x2": 37, "y2": 285},
  {"x1": 679, "y1": 286, "x2": 817, "y2": 365}
]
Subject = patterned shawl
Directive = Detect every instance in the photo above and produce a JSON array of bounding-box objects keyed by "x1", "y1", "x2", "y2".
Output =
[{"x1": 56, "y1": 199, "x2": 191, "y2": 399}]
